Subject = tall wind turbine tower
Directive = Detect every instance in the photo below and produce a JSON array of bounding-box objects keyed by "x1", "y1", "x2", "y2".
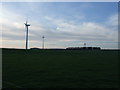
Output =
[
  {"x1": 24, "y1": 18, "x2": 30, "y2": 50},
  {"x1": 84, "y1": 43, "x2": 86, "y2": 47},
  {"x1": 42, "y1": 35, "x2": 45, "y2": 49}
]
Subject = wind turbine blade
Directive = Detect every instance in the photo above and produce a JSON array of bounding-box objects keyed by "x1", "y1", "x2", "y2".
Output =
[
  {"x1": 26, "y1": 16, "x2": 28, "y2": 24},
  {"x1": 24, "y1": 24, "x2": 27, "y2": 31},
  {"x1": 26, "y1": 19, "x2": 27, "y2": 24}
]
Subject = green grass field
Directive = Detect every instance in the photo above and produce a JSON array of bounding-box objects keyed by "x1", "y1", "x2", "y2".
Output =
[{"x1": 2, "y1": 49, "x2": 119, "y2": 88}]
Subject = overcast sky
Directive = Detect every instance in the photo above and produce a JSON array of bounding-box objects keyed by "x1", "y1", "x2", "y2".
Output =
[{"x1": 1, "y1": 2, "x2": 118, "y2": 49}]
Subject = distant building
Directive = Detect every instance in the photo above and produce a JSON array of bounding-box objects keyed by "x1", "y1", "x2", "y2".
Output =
[
  {"x1": 30, "y1": 47, "x2": 40, "y2": 50},
  {"x1": 66, "y1": 47, "x2": 101, "y2": 50}
]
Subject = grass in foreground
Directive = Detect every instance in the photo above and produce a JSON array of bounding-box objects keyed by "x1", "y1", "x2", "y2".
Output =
[{"x1": 2, "y1": 49, "x2": 119, "y2": 88}]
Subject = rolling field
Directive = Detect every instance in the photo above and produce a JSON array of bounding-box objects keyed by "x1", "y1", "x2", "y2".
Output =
[{"x1": 2, "y1": 49, "x2": 119, "y2": 88}]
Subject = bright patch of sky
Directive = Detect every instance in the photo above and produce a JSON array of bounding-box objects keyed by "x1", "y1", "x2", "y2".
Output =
[{"x1": 1, "y1": 2, "x2": 118, "y2": 49}]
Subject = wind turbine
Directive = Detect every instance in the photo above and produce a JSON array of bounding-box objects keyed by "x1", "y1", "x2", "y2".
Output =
[
  {"x1": 84, "y1": 43, "x2": 86, "y2": 47},
  {"x1": 24, "y1": 18, "x2": 30, "y2": 50},
  {"x1": 42, "y1": 35, "x2": 45, "y2": 49}
]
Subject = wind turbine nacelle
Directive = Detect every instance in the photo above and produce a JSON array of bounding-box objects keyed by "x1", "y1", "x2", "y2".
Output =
[
  {"x1": 26, "y1": 24, "x2": 30, "y2": 26},
  {"x1": 24, "y1": 23, "x2": 30, "y2": 26}
]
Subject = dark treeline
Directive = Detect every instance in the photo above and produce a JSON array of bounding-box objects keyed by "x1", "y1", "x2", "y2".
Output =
[
  {"x1": 1, "y1": 47, "x2": 120, "y2": 51},
  {"x1": 66, "y1": 47, "x2": 101, "y2": 50}
]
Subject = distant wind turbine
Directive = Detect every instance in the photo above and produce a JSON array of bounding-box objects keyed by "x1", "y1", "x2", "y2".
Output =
[
  {"x1": 84, "y1": 43, "x2": 86, "y2": 47},
  {"x1": 42, "y1": 35, "x2": 45, "y2": 49},
  {"x1": 24, "y1": 18, "x2": 30, "y2": 50}
]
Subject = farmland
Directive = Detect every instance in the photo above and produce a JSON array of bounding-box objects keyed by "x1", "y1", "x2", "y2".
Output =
[{"x1": 2, "y1": 49, "x2": 119, "y2": 88}]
